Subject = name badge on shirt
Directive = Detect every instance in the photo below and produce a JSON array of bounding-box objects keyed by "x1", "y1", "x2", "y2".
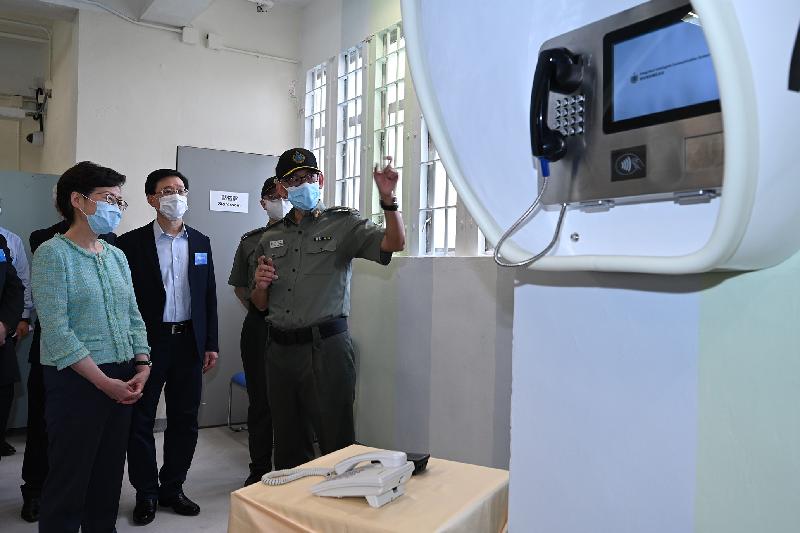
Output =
[
  {"x1": 194, "y1": 252, "x2": 208, "y2": 265},
  {"x1": 269, "y1": 240, "x2": 284, "y2": 249},
  {"x1": 0, "y1": 249, "x2": 5, "y2": 262},
  {"x1": 313, "y1": 236, "x2": 333, "y2": 241}
]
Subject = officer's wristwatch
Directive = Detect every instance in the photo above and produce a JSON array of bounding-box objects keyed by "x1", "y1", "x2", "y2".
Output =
[
  {"x1": 134, "y1": 358, "x2": 152, "y2": 367},
  {"x1": 380, "y1": 196, "x2": 399, "y2": 211}
]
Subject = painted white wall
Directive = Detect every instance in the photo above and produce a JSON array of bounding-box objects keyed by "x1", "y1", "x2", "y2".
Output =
[
  {"x1": 74, "y1": 0, "x2": 302, "y2": 233},
  {"x1": 39, "y1": 18, "x2": 78, "y2": 175},
  {"x1": 351, "y1": 256, "x2": 513, "y2": 468},
  {"x1": 509, "y1": 271, "x2": 700, "y2": 532},
  {"x1": 298, "y1": 0, "x2": 341, "y2": 74}
]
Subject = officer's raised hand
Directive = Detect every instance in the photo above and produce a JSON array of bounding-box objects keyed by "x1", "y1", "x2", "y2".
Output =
[
  {"x1": 373, "y1": 156, "x2": 399, "y2": 200},
  {"x1": 373, "y1": 156, "x2": 406, "y2": 252},
  {"x1": 254, "y1": 255, "x2": 277, "y2": 290}
]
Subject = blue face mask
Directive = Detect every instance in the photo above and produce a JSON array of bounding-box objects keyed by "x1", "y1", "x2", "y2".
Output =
[
  {"x1": 286, "y1": 182, "x2": 321, "y2": 211},
  {"x1": 80, "y1": 198, "x2": 122, "y2": 235}
]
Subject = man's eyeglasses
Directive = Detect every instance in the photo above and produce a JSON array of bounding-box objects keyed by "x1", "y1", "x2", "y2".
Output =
[
  {"x1": 84, "y1": 193, "x2": 128, "y2": 211},
  {"x1": 279, "y1": 171, "x2": 320, "y2": 188},
  {"x1": 152, "y1": 187, "x2": 189, "y2": 197}
]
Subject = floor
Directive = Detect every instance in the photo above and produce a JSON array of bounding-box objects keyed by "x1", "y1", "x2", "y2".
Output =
[{"x1": 0, "y1": 427, "x2": 251, "y2": 532}]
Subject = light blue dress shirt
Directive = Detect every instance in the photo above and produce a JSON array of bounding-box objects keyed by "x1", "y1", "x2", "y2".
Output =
[
  {"x1": 153, "y1": 221, "x2": 191, "y2": 322},
  {"x1": 0, "y1": 226, "x2": 33, "y2": 319}
]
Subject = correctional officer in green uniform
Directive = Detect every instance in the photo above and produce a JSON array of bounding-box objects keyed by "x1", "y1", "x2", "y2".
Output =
[
  {"x1": 251, "y1": 148, "x2": 405, "y2": 469},
  {"x1": 227, "y1": 177, "x2": 291, "y2": 485}
]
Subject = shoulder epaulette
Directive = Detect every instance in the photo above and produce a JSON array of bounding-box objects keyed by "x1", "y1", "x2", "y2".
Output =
[
  {"x1": 240, "y1": 226, "x2": 268, "y2": 241},
  {"x1": 324, "y1": 206, "x2": 360, "y2": 216}
]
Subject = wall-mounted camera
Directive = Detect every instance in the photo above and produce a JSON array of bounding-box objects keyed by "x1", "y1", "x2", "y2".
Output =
[{"x1": 26, "y1": 131, "x2": 44, "y2": 146}]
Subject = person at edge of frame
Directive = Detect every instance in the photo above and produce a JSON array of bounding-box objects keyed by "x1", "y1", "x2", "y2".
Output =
[{"x1": 227, "y1": 176, "x2": 291, "y2": 485}]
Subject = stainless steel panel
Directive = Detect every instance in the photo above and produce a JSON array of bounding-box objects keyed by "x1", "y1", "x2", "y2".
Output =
[{"x1": 538, "y1": 0, "x2": 724, "y2": 207}]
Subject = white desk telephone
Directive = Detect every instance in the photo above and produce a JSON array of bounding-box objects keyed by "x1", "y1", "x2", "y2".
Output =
[{"x1": 262, "y1": 450, "x2": 415, "y2": 508}]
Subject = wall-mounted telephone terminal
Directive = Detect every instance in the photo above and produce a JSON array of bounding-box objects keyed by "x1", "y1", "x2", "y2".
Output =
[{"x1": 493, "y1": 1, "x2": 724, "y2": 268}]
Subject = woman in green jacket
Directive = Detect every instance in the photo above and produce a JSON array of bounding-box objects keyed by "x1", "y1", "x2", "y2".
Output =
[{"x1": 31, "y1": 161, "x2": 151, "y2": 533}]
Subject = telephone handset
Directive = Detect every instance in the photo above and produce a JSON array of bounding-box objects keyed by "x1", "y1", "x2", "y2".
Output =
[
  {"x1": 263, "y1": 450, "x2": 415, "y2": 508},
  {"x1": 530, "y1": 47, "x2": 583, "y2": 163},
  {"x1": 492, "y1": 47, "x2": 582, "y2": 268}
]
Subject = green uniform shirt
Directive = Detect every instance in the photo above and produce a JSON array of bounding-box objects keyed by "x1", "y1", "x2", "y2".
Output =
[
  {"x1": 228, "y1": 225, "x2": 270, "y2": 316},
  {"x1": 254, "y1": 203, "x2": 391, "y2": 330}
]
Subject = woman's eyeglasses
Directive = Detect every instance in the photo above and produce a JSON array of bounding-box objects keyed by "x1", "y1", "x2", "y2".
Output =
[{"x1": 84, "y1": 193, "x2": 128, "y2": 211}]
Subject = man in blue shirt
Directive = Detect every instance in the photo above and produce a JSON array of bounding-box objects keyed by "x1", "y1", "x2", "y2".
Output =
[
  {"x1": 0, "y1": 233, "x2": 24, "y2": 464},
  {"x1": 117, "y1": 170, "x2": 219, "y2": 526},
  {"x1": 0, "y1": 226, "x2": 31, "y2": 458}
]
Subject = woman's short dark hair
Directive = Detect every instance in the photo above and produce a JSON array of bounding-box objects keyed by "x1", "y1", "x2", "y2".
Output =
[
  {"x1": 144, "y1": 169, "x2": 189, "y2": 195},
  {"x1": 56, "y1": 161, "x2": 126, "y2": 225}
]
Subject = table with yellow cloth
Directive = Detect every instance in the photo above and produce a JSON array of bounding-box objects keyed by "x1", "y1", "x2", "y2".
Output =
[{"x1": 228, "y1": 444, "x2": 509, "y2": 533}]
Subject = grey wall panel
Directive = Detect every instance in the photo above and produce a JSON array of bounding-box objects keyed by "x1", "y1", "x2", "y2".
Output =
[{"x1": 177, "y1": 146, "x2": 277, "y2": 427}]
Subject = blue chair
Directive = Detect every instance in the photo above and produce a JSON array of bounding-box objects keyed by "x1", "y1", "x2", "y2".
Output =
[{"x1": 227, "y1": 371, "x2": 248, "y2": 432}]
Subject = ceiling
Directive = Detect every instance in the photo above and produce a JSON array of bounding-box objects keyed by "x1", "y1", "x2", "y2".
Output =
[
  {"x1": 0, "y1": 0, "x2": 76, "y2": 20},
  {"x1": 0, "y1": 0, "x2": 319, "y2": 26}
]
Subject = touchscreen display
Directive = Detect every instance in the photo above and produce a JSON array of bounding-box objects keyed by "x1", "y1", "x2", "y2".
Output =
[{"x1": 612, "y1": 20, "x2": 719, "y2": 122}]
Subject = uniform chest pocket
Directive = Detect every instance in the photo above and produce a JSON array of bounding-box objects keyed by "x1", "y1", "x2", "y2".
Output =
[
  {"x1": 267, "y1": 244, "x2": 290, "y2": 262},
  {"x1": 302, "y1": 238, "x2": 338, "y2": 275},
  {"x1": 264, "y1": 244, "x2": 290, "y2": 284}
]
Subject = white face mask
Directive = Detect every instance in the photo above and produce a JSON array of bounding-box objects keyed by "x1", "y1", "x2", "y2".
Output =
[
  {"x1": 264, "y1": 198, "x2": 292, "y2": 221},
  {"x1": 158, "y1": 194, "x2": 188, "y2": 221}
]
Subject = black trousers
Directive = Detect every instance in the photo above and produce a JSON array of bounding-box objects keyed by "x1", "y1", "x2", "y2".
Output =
[
  {"x1": 39, "y1": 362, "x2": 135, "y2": 533},
  {"x1": 0, "y1": 338, "x2": 19, "y2": 444},
  {"x1": 267, "y1": 330, "x2": 356, "y2": 470},
  {"x1": 0, "y1": 382, "x2": 13, "y2": 444},
  {"x1": 240, "y1": 312, "x2": 272, "y2": 474},
  {"x1": 127, "y1": 329, "x2": 201, "y2": 501},
  {"x1": 21, "y1": 359, "x2": 48, "y2": 498}
]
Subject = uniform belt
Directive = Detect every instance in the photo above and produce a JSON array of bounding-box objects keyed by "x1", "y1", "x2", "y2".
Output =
[
  {"x1": 271, "y1": 318, "x2": 348, "y2": 346},
  {"x1": 162, "y1": 320, "x2": 192, "y2": 335}
]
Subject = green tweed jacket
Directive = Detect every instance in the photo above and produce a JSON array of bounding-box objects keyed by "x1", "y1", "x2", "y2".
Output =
[{"x1": 31, "y1": 234, "x2": 150, "y2": 370}]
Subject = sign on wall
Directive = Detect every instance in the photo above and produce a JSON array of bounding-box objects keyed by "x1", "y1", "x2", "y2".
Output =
[{"x1": 210, "y1": 190, "x2": 249, "y2": 213}]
